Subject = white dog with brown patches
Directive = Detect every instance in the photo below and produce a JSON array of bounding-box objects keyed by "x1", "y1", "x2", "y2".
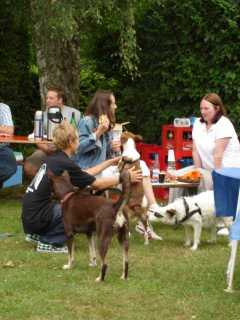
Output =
[{"x1": 151, "y1": 190, "x2": 231, "y2": 250}]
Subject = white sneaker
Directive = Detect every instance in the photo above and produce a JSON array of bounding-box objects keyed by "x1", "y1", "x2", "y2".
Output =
[
  {"x1": 217, "y1": 227, "x2": 229, "y2": 236},
  {"x1": 147, "y1": 204, "x2": 163, "y2": 222},
  {"x1": 135, "y1": 221, "x2": 163, "y2": 240},
  {"x1": 147, "y1": 222, "x2": 163, "y2": 240}
]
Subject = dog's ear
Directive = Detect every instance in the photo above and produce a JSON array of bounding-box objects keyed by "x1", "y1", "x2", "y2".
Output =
[
  {"x1": 134, "y1": 134, "x2": 143, "y2": 142},
  {"x1": 120, "y1": 131, "x2": 128, "y2": 144},
  {"x1": 166, "y1": 209, "x2": 177, "y2": 217}
]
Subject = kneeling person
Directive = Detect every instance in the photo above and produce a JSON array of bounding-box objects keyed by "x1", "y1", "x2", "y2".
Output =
[{"x1": 22, "y1": 121, "x2": 141, "y2": 253}]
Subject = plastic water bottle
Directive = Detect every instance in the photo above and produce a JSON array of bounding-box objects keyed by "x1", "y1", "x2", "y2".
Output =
[
  {"x1": 34, "y1": 110, "x2": 43, "y2": 140},
  {"x1": 151, "y1": 153, "x2": 160, "y2": 183},
  {"x1": 166, "y1": 149, "x2": 176, "y2": 181},
  {"x1": 70, "y1": 112, "x2": 77, "y2": 128}
]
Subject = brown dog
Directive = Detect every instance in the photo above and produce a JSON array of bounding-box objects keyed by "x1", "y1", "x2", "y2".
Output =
[
  {"x1": 120, "y1": 131, "x2": 149, "y2": 245},
  {"x1": 48, "y1": 168, "x2": 131, "y2": 282}
]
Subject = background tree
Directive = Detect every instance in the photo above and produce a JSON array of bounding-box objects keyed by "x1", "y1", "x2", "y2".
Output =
[
  {"x1": 30, "y1": 0, "x2": 138, "y2": 108},
  {"x1": 0, "y1": 0, "x2": 240, "y2": 143}
]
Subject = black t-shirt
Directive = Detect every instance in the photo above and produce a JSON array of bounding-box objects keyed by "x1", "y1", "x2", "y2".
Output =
[{"x1": 22, "y1": 150, "x2": 96, "y2": 234}]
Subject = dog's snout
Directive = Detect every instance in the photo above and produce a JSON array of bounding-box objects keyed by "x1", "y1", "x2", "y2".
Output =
[{"x1": 154, "y1": 212, "x2": 163, "y2": 218}]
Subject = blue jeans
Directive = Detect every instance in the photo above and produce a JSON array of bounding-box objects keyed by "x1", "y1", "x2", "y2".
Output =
[
  {"x1": 0, "y1": 146, "x2": 17, "y2": 187},
  {"x1": 39, "y1": 203, "x2": 66, "y2": 246}
]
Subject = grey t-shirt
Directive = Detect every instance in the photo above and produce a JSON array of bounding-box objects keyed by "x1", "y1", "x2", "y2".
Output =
[
  {"x1": 43, "y1": 105, "x2": 81, "y2": 133},
  {"x1": 0, "y1": 103, "x2": 14, "y2": 147}
]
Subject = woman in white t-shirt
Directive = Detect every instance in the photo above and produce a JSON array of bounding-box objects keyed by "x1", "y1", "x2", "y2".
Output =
[
  {"x1": 192, "y1": 93, "x2": 240, "y2": 171},
  {"x1": 169, "y1": 93, "x2": 240, "y2": 215}
]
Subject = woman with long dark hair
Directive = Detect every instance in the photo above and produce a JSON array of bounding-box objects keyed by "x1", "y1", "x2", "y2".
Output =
[{"x1": 74, "y1": 90, "x2": 163, "y2": 241}]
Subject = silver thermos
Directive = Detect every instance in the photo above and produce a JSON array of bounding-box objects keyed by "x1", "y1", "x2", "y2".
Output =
[
  {"x1": 34, "y1": 110, "x2": 44, "y2": 140},
  {"x1": 47, "y1": 106, "x2": 63, "y2": 140}
]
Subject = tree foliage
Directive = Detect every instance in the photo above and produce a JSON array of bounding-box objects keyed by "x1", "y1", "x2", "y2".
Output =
[
  {"x1": 1, "y1": 0, "x2": 240, "y2": 143},
  {"x1": 115, "y1": 0, "x2": 240, "y2": 142},
  {"x1": 0, "y1": 0, "x2": 38, "y2": 134}
]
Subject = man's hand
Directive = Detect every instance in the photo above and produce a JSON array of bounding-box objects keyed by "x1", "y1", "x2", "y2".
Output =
[{"x1": 128, "y1": 166, "x2": 142, "y2": 183}]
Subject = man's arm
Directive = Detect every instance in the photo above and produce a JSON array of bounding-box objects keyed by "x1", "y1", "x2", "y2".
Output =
[
  {"x1": 85, "y1": 157, "x2": 121, "y2": 176},
  {"x1": 36, "y1": 142, "x2": 56, "y2": 154},
  {"x1": 0, "y1": 125, "x2": 14, "y2": 135},
  {"x1": 91, "y1": 166, "x2": 142, "y2": 190},
  {"x1": 0, "y1": 103, "x2": 14, "y2": 135}
]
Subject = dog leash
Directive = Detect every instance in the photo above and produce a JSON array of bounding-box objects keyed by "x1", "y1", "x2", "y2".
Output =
[{"x1": 176, "y1": 197, "x2": 202, "y2": 225}]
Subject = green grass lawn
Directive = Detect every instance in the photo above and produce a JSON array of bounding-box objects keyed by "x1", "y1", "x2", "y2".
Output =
[{"x1": 1, "y1": 188, "x2": 240, "y2": 320}]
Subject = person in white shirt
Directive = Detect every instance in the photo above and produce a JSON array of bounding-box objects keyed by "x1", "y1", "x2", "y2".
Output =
[
  {"x1": 192, "y1": 93, "x2": 240, "y2": 170},
  {"x1": 168, "y1": 93, "x2": 240, "y2": 236},
  {"x1": 193, "y1": 93, "x2": 240, "y2": 236},
  {"x1": 171, "y1": 92, "x2": 240, "y2": 196}
]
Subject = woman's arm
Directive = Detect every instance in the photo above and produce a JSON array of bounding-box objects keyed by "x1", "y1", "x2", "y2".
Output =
[
  {"x1": 192, "y1": 141, "x2": 202, "y2": 168},
  {"x1": 213, "y1": 138, "x2": 230, "y2": 169},
  {"x1": 77, "y1": 116, "x2": 109, "y2": 154}
]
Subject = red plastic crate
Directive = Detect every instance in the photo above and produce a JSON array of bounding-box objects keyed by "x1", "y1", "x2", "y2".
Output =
[
  {"x1": 136, "y1": 143, "x2": 163, "y2": 169},
  {"x1": 162, "y1": 125, "x2": 193, "y2": 152},
  {"x1": 136, "y1": 143, "x2": 168, "y2": 200},
  {"x1": 153, "y1": 187, "x2": 169, "y2": 201}
]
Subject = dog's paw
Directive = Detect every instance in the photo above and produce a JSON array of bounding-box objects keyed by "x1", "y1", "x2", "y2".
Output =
[
  {"x1": 62, "y1": 264, "x2": 72, "y2": 270},
  {"x1": 190, "y1": 245, "x2": 198, "y2": 251},
  {"x1": 120, "y1": 274, "x2": 128, "y2": 280},
  {"x1": 144, "y1": 238, "x2": 149, "y2": 245},
  {"x1": 95, "y1": 276, "x2": 102, "y2": 283},
  {"x1": 89, "y1": 260, "x2": 97, "y2": 267}
]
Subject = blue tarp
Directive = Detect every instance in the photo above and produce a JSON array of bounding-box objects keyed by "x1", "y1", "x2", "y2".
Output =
[{"x1": 213, "y1": 168, "x2": 240, "y2": 240}]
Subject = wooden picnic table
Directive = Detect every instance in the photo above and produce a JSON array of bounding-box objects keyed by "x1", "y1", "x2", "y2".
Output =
[
  {"x1": 152, "y1": 181, "x2": 199, "y2": 188},
  {"x1": 0, "y1": 135, "x2": 51, "y2": 144}
]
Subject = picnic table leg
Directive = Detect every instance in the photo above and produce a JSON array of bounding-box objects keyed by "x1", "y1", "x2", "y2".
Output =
[{"x1": 225, "y1": 240, "x2": 238, "y2": 293}]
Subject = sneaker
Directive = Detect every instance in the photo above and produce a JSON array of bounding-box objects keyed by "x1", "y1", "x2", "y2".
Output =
[
  {"x1": 135, "y1": 222, "x2": 145, "y2": 235},
  {"x1": 217, "y1": 227, "x2": 229, "y2": 236},
  {"x1": 25, "y1": 233, "x2": 40, "y2": 244},
  {"x1": 147, "y1": 222, "x2": 163, "y2": 240},
  {"x1": 147, "y1": 204, "x2": 163, "y2": 222},
  {"x1": 36, "y1": 241, "x2": 68, "y2": 253},
  {"x1": 135, "y1": 221, "x2": 163, "y2": 240}
]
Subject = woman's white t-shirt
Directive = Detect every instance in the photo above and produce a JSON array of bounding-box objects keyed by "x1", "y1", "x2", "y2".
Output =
[{"x1": 192, "y1": 116, "x2": 240, "y2": 170}]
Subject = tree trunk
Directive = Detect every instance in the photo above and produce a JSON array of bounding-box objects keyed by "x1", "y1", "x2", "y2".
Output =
[{"x1": 31, "y1": 1, "x2": 80, "y2": 108}]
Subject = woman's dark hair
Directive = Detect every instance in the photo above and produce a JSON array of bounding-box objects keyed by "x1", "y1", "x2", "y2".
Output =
[
  {"x1": 200, "y1": 93, "x2": 227, "y2": 124},
  {"x1": 85, "y1": 90, "x2": 116, "y2": 129}
]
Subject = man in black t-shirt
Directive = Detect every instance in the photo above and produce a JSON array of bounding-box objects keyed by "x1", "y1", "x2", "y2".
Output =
[{"x1": 22, "y1": 122, "x2": 142, "y2": 253}]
